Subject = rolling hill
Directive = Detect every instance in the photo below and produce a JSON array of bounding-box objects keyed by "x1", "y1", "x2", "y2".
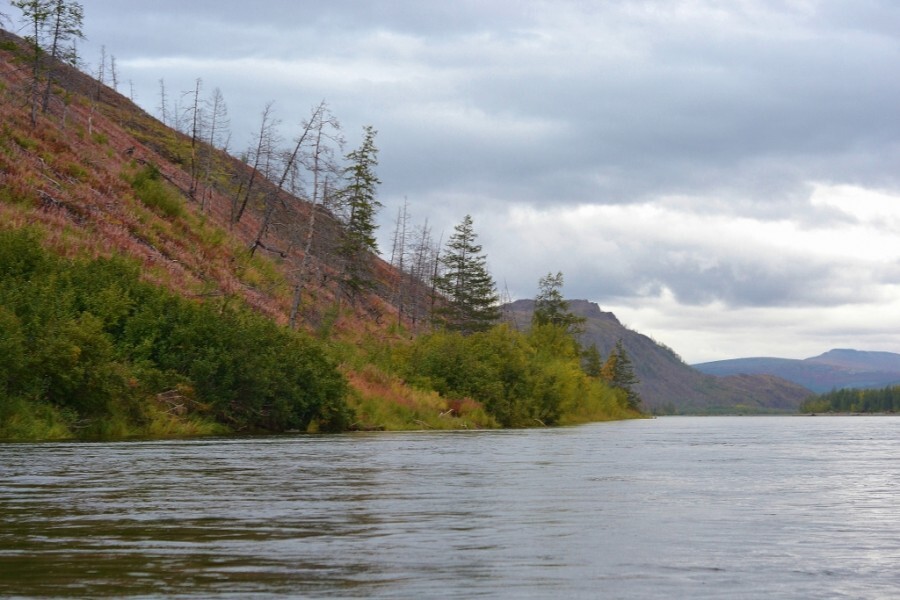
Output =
[{"x1": 694, "y1": 349, "x2": 900, "y2": 393}]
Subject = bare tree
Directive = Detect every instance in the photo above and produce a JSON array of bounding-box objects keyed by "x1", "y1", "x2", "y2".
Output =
[
  {"x1": 40, "y1": 0, "x2": 83, "y2": 115},
  {"x1": 157, "y1": 78, "x2": 168, "y2": 125},
  {"x1": 109, "y1": 54, "x2": 118, "y2": 92},
  {"x1": 232, "y1": 101, "x2": 280, "y2": 225},
  {"x1": 182, "y1": 77, "x2": 205, "y2": 199},
  {"x1": 200, "y1": 86, "x2": 230, "y2": 210},
  {"x1": 287, "y1": 102, "x2": 343, "y2": 327},
  {"x1": 251, "y1": 101, "x2": 336, "y2": 259},
  {"x1": 12, "y1": 0, "x2": 51, "y2": 126},
  {"x1": 388, "y1": 200, "x2": 410, "y2": 324},
  {"x1": 97, "y1": 43, "x2": 106, "y2": 84}
]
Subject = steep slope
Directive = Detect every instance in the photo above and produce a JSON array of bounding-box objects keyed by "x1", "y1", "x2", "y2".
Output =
[
  {"x1": 0, "y1": 29, "x2": 410, "y2": 333},
  {"x1": 694, "y1": 349, "x2": 900, "y2": 393},
  {"x1": 1, "y1": 29, "x2": 496, "y2": 437},
  {"x1": 503, "y1": 300, "x2": 812, "y2": 413}
]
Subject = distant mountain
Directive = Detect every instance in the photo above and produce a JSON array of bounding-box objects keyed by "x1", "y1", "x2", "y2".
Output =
[
  {"x1": 502, "y1": 300, "x2": 812, "y2": 414},
  {"x1": 693, "y1": 349, "x2": 900, "y2": 393}
]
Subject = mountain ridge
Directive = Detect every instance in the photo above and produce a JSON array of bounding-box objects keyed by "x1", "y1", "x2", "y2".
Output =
[{"x1": 694, "y1": 349, "x2": 900, "y2": 393}]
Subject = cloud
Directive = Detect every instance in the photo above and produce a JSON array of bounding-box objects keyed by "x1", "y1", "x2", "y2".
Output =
[{"x1": 70, "y1": 0, "x2": 900, "y2": 361}]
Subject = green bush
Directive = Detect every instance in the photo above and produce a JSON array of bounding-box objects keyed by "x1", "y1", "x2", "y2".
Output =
[
  {"x1": 403, "y1": 323, "x2": 630, "y2": 427},
  {"x1": 0, "y1": 227, "x2": 349, "y2": 439},
  {"x1": 128, "y1": 163, "x2": 184, "y2": 218}
]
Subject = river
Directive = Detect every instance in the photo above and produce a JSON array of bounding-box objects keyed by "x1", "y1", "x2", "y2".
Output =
[{"x1": 1, "y1": 416, "x2": 899, "y2": 598}]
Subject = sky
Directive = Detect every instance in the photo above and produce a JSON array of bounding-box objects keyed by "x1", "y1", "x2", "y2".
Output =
[{"x1": 11, "y1": 0, "x2": 900, "y2": 363}]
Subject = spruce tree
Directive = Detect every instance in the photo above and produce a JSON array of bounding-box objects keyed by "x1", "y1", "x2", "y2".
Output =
[
  {"x1": 532, "y1": 271, "x2": 585, "y2": 335},
  {"x1": 603, "y1": 339, "x2": 641, "y2": 410},
  {"x1": 582, "y1": 343, "x2": 603, "y2": 377},
  {"x1": 433, "y1": 215, "x2": 500, "y2": 334},
  {"x1": 339, "y1": 125, "x2": 381, "y2": 297}
]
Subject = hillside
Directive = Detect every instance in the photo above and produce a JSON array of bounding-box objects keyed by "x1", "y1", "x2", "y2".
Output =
[
  {"x1": 503, "y1": 300, "x2": 812, "y2": 413},
  {"x1": 0, "y1": 27, "x2": 639, "y2": 438},
  {"x1": 694, "y1": 349, "x2": 900, "y2": 393},
  {"x1": 0, "y1": 28, "x2": 487, "y2": 436}
]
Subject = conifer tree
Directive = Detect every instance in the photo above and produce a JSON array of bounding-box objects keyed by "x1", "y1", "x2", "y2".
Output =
[
  {"x1": 602, "y1": 339, "x2": 641, "y2": 410},
  {"x1": 338, "y1": 125, "x2": 382, "y2": 297},
  {"x1": 433, "y1": 215, "x2": 500, "y2": 334},
  {"x1": 582, "y1": 343, "x2": 603, "y2": 377},
  {"x1": 532, "y1": 271, "x2": 585, "y2": 335}
]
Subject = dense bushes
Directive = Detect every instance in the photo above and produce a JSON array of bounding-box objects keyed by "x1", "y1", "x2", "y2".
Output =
[
  {"x1": 0, "y1": 227, "x2": 349, "y2": 439},
  {"x1": 401, "y1": 323, "x2": 632, "y2": 427}
]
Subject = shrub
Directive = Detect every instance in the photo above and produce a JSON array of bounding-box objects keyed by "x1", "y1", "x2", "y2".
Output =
[
  {"x1": 128, "y1": 163, "x2": 184, "y2": 218},
  {"x1": 0, "y1": 227, "x2": 350, "y2": 439}
]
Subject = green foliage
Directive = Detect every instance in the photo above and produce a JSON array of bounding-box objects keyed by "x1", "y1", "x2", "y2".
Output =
[
  {"x1": 0, "y1": 227, "x2": 350, "y2": 439},
  {"x1": 532, "y1": 271, "x2": 585, "y2": 335},
  {"x1": 127, "y1": 163, "x2": 185, "y2": 218},
  {"x1": 582, "y1": 343, "x2": 604, "y2": 378},
  {"x1": 403, "y1": 323, "x2": 633, "y2": 427},
  {"x1": 800, "y1": 386, "x2": 900, "y2": 414},
  {"x1": 601, "y1": 339, "x2": 641, "y2": 410},
  {"x1": 433, "y1": 215, "x2": 500, "y2": 334},
  {"x1": 338, "y1": 125, "x2": 382, "y2": 296}
]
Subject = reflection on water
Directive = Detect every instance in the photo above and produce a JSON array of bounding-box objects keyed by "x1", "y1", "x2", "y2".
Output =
[{"x1": 2, "y1": 417, "x2": 900, "y2": 598}]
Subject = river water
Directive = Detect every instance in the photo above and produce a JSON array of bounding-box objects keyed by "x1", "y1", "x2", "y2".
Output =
[{"x1": 1, "y1": 416, "x2": 899, "y2": 599}]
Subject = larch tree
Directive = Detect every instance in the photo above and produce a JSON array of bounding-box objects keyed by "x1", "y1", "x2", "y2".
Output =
[
  {"x1": 157, "y1": 78, "x2": 169, "y2": 126},
  {"x1": 182, "y1": 78, "x2": 205, "y2": 200},
  {"x1": 37, "y1": 0, "x2": 85, "y2": 116},
  {"x1": 433, "y1": 214, "x2": 500, "y2": 334},
  {"x1": 200, "y1": 86, "x2": 230, "y2": 210},
  {"x1": 232, "y1": 101, "x2": 280, "y2": 225},
  {"x1": 12, "y1": 0, "x2": 51, "y2": 125},
  {"x1": 337, "y1": 125, "x2": 382, "y2": 298},
  {"x1": 288, "y1": 102, "x2": 343, "y2": 327}
]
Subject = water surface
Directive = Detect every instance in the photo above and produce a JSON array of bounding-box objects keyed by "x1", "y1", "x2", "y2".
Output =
[{"x1": 2, "y1": 416, "x2": 899, "y2": 598}]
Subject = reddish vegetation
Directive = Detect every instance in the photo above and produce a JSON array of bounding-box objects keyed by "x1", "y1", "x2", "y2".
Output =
[
  {"x1": 0, "y1": 30, "x2": 409, "y2": 337},
  {"x1": 0, "y1": 30, "x2": 438, "y2": 412}
]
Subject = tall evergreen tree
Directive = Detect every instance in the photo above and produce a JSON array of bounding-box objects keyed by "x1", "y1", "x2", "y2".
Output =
[
  {"x1": 338, "y1": 125, "x2": 381, "y2": 297},
  {"x1": 532, "y1": 271, "x2": 585, "y2": 335},
  {"x1": 433, "y1": 215, "x2": 500, "y2": 334},
  {"x1": 602, "y1": 339, "x2": 641, "y2": 410},
  {"x1": 582, "y1": 343, "x2": 603, "y2": 378}
]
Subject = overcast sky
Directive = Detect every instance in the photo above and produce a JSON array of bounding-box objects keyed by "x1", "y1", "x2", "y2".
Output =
[{"x1": 16, "y1": 0, "x2": 900, "y2": 362}]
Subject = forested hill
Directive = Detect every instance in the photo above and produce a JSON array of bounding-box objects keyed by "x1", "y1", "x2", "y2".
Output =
[{"x1": 503, "y1": 300, "x2": 812, "y2": 414}]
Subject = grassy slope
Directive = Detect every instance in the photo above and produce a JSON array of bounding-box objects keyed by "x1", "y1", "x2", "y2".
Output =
[
  {"x1": 0, "y1": 31, "x2": 499, "y2": 437},
  {"x1": 0, "y1": 31, "x2": 638, "y2": 438}
]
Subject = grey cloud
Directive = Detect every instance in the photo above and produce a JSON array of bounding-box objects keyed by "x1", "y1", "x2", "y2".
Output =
[{"x1": 66, "y1": 1, "x2": 900, "y2": 358}]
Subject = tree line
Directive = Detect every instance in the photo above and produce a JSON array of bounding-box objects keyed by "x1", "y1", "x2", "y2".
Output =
[{"x1": 800, "y1": 386, "x2": 900, "y2": 414}]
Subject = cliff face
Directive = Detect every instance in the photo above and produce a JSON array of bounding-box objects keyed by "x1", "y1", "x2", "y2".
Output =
[{"x1": 503, "y1": 299, "x2": 812, "y2": 413}]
